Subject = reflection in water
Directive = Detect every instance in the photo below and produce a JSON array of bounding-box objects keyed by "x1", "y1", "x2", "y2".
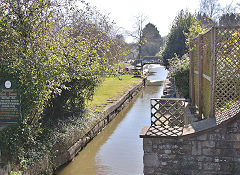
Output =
[{"x1": 57, "y1": 65, "x2": 168, "y2": 175}]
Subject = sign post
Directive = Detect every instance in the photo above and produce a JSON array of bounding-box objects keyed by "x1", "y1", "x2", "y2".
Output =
[{"x1": 0, "y1": 80, "x2": 20, "y2": 123}]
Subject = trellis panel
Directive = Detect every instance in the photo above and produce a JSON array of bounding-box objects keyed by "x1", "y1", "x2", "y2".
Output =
[
  {"x1": 150, "y1": 98, "x2": 185, "y2": 135},
  {"x1": 214, "y1": 27, "x2": 240, "y2": 124}
]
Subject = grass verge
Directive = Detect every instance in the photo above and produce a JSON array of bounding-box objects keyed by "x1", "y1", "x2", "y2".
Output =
[{"x1": 87, "y1": 75, "x2": 141, "y2": 110}]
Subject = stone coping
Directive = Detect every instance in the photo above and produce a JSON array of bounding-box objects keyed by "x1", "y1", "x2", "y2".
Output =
[{"x1": 140, "y1": 111, "x2": 240, "y2": 138}]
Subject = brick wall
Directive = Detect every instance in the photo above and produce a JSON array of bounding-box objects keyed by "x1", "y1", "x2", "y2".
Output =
[{"x1": 140, "y1": 113, "x2": 240, "y2": 175}]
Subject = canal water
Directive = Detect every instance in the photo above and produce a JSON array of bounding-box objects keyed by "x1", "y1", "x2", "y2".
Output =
[{"x1": 57, "y1": 65, "x2": 168, "y2": 175}]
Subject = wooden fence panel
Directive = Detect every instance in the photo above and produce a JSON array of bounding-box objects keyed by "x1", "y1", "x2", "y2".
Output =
[
  {"x1": 192, "y1": 39, "x2": 199, "y2": 108},
  {"x1": 190, "y1": 26, "x2": 240, "y2": 122},
  {"x1": 201, "y1": 30, "x2": 212, "y2": 118}
]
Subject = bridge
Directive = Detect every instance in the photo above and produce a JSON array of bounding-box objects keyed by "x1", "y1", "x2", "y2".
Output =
[{"x1": 132, "y1": 56, "x2": 163, "y2": 69}]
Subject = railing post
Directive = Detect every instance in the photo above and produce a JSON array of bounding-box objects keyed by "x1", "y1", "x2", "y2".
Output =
[
  {"x1": 198, "y1": 35, "x2": 203, "y2": 118},
  {"x1": 209, "y1": 27, "x2": 216, "y2": 118}
]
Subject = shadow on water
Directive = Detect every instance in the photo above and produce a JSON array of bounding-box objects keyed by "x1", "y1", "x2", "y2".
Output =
[{"x1": 57, "y1": 65, "x2": 168, "y2": 175}]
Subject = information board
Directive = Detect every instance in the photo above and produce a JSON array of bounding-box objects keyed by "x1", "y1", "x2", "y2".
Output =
[{"x1": 0, "y1": 80, "x2": 20, "y2": 123}]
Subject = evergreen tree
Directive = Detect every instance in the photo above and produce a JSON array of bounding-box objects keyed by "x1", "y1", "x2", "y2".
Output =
[
  {"x1": 162, "y1": 10, "x2": 194, "y2": 67},
  {"x1": 141, "y1": 23, "x2": 162, "y2": 57}
]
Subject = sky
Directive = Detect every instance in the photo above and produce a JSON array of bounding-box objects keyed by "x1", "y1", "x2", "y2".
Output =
[{"x1": 83, "y1": 0, "x2": 239, "y2": 42}]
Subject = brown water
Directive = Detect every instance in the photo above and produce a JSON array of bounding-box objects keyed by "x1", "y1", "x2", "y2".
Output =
[{"x1": 57, "y1": 65, "x2": 168, "y2": 175}]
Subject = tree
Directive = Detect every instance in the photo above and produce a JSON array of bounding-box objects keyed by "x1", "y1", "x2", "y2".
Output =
[
  {"x1": 162, "y1": 10, "x2": 194, "y2": 67},
  {"x1": 131, "y1": 14, "x2": 148, "y2": 59},
  {"x1": 221, "y1": 1, "x2": 240, "y2": 14},
  {"x1": 218, "y1": 1, "x2": 240, "y2": 26},
  {"x1": 0, "y1": 0, "x2": 129, "y2": 169},
  {"x1": 219, "y1": 13, "x2": 240, "y2": 26},
  {"x1": 196, "y1": 13, "x2": 214, "y2": 28},
  {"x1": 141, "y1": 23, "x2": 162, "y2": 57},
  {"x1": 200, "y1": 0, "x2": 221, "y2": 19}
]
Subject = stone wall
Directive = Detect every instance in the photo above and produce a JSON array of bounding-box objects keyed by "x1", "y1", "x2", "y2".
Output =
[{"x1": 140, "y1": 112, "x2": 240, "y2": 175}]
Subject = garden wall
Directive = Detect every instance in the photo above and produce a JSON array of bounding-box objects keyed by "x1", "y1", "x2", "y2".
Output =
[{"x1": 140, "y1": 112, "x2": 240, "y2": 175}]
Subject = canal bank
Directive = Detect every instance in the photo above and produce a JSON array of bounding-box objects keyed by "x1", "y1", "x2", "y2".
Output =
[
  {"x1": 53, "y1": 79, "x2": 145, "y2": 170},
  {"x1": 0, "y1": 76, "x2": 143, "y2": 175},
  {"x1": 57, "y1": 65, "x2": 168, "y2": 175}
]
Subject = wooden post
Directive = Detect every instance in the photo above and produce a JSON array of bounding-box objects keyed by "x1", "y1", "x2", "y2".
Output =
[
  {"x1": 189, "y1": 42, "x2": 195, "y2": 106},
  {"x1": 198, "y1": 35, "x2": 203, "y2": 118},
  {"x1": 209, "y1": 27, "x2": 216, "y2": 118}
]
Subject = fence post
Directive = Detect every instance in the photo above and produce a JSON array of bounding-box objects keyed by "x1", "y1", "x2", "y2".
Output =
[
  {"x1": 198, "y1": 35, "x2": 203, "y2": 118},
  {"x1": 189, "y1": 42, "x2": 195, "y2": 106},
  {"x1": 209, "y1": 27, "x2": 216, "y2": 118}
]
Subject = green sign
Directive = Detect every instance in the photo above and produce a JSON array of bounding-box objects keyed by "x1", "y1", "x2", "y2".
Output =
[{"x1": 0, "y1": 80, "x2": 20, "y2": 123}]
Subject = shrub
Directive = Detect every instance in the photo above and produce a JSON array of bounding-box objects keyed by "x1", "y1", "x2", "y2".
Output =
[
  {"x1": 0, "y1": 0, "x2": 128, "y2": 171},
  {"x1": 168, "y1": 54, "x2": 190, "y2": 98}
]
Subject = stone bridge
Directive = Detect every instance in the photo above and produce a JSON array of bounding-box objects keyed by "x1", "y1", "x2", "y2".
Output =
[{"x1": 133, "y1": 56, "x2": 163, "y2": 68}]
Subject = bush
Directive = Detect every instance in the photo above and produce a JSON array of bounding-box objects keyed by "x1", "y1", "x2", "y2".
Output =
[
  {"x1": 0, "y1": 0, "x2": 128, "y2": 172},
  {"x1": 168, "y1": 54, "x2": 190, "y2": 98}
]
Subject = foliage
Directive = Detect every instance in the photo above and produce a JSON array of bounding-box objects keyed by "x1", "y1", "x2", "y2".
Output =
[
  {"x1": 141, "y1": 23, "x2": 162, "y2": 57},
  {"x1": 162, "y1": 10, "x2": 194, "y2": 67},
  {"x1": 0, "y1": 0, "x2": 128, "y2": 172},
  {"x1": 168, "y1": 17, "x2": 207, "y2": 98},
  {"x1": 185, "y1": 19, "x2": 208, "y2": 47},
  {"x1": 10, "y1": 171, "x2": 22, "y2": 175},
  {"x1": 0, "y1": 124, "x2": 46, "y2": 171},
  {"x1": 168, "y1": 54, "x2": 190, "y2": 98}
]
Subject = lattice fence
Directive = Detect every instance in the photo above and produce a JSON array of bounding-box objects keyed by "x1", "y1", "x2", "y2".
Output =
[
  {"x1": 215, "y1": 27, "x2": 240, "y2": 124},
  {"x1": 190, "y1": 26, "x2": 240, "y2": 124},
  {"x1": 150, "y1": 98, "x2": 185, "y2": 135}
]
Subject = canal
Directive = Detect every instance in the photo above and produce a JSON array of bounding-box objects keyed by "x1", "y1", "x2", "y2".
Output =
[{"x1": 57, "y1": 65, "x2": 168, "y2": 175}]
